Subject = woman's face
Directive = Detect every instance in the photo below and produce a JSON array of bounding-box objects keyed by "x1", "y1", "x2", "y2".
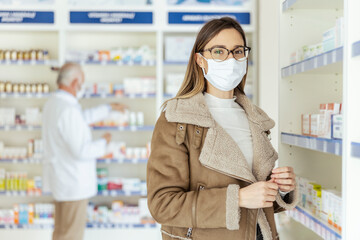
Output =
[{"x1": 196, "y1": 28, "x2": 245, "y2": 74}]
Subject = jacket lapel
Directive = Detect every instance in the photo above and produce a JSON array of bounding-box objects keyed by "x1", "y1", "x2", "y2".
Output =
[{"x1": 165, "y1": 90, "x2": 277, "y2": 183}]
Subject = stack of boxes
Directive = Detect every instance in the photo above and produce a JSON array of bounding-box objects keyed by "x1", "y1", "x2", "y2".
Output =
[
  {"x1": 0, "y1": 204, "x2": 54, "y2": 225},
  {"x1": 301, "y1": 103, "x2": 342, "y2": 139},
  {"x1": 298, "y1": 177, "x2": 342, "y2": 233},
  {"x1": 0, "y1": 169, "x2": 42, "y2": 195},
  {"x1": 0, "y1": 107, "x2": 42, "y2": 126},
  {"x1": 83, "y1": 78, "x2": 156, "y2": 97},
  {"x1": 290, "y1": 17, "x2": 344, "y2": 64},
  {"x1": 96, "y1": 168, "x2": 147, "y2": 194},
  {"x1": 102, "y1": 142, "x2": 151, "y2": 160},
  {"x1": 87, "y1": 199, "x2": 155, "y2": 225}
]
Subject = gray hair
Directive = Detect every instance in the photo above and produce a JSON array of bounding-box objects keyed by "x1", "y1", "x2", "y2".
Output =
[{"x1": 56, "y1": 63, "x2": 83, "y2": 86}]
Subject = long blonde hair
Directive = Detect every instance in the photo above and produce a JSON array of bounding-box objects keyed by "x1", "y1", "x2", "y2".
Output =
[{"x1": 163, "y1": 17, "x2": 249, "y2": 108}]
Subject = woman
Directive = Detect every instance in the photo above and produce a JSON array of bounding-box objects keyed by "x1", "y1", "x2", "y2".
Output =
[{"x1": 147, "y1": 17, "x2": 298, "y2": 240}]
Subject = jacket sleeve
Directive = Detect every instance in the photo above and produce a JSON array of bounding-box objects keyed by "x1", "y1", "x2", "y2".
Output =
[{"x1": 147, "y1": 112, "x2": 240, "y2": 230}]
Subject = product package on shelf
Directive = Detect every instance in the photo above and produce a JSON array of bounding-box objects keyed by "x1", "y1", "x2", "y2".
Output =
[
  {"x1": 0, "y1": 199, "x2": 155, "y2": 227},
  {"x1": 297, "y1": 176, "x2": 342, "y2": 233},
  {"x1": 331, "y1": 114, "x2": 343, "y2": 139},
  {"x1": 123, "y1": 77, "x2": 156, "y2": 96},
  {"x1": 289, "y1": 17, "x2": 344, "y2": 65},
  {"x1": 101, "y1": 142, "x2": 150, "y2": 160},
  {"x1": 66, "y1": 46, "x2": 155, "y2": 64},
  {"x1": 96, "y1": 168, "x2": 146, "y2": 194},
  {"x1": 87, "y1": 199, "x2": 155, "y2": 225},
  {"x1": 165, "y1": 36, "x2": 196, "y2": 63},
  {"x1": 310, "y1": 114, "x2": 320, "y2": 137},
  {"x1": 0, "y1": 49, "x2": 50, "y2": 62},
  {"x1": 0, "y1": 168, "x2": 42, "y2": 195},
  {"x1": 92, "y1": 109, "x2": 145, "y2": 128},
  {"x1": 0, "y1": 203, "x2": 54, "y2": 225},
  {"x1": 301, "y1": 114, "x2": 311, "y2": 136},
  {"x1": 318, "y1": 103, "x2": 341, "y2": 139},
  {"x1": 0, "y1": 81, "x2": 50, "y2": 95},
  {"x1": 0, "y1": 107, "x2": 42, "y2": 127},
  {"x1": 0, "y1": 139, "x2": 43, "y2": 160},
  {"x1": 301, "y1": 103, "x2": 342, "y2": 139},
  {"x1": 165, "y1": 73, "x2": 184, "y2": 96}
]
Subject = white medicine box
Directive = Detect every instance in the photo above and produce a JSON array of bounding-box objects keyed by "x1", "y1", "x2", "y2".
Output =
[
  {"x1": 165, "y1": 36, "x2": 196, "y2": 63},
  {"x1": 331, "y1": 114, "x2": 343, "y2": 139},
  {"x1": 301, "y1": 114, "x2": 311, "y2": 136}
]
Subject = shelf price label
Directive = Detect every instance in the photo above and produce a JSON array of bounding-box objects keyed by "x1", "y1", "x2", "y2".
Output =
[
  {"x1": 0, "y1": 11, "x2": 54, "y2": 24},
  {"x1": 168, "y1": 12, "x2": 250, "y2": 25},
  {"x1": 70, "y1": 11, "x2": 153, "y2": 24}
]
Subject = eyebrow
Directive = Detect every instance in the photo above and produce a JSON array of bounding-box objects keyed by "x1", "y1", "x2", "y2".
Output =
[{"x1": 208, "y1": 44, "x2": 245, "y2": 49}]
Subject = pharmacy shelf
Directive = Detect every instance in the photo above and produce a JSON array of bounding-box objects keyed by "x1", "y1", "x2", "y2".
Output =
[
  {"x1": 0, "y1": 190, "x2": 146, "y2": 197},
  {"x1": 163, "y1": 61, "x2": 188, "y2": 65},
  {"x1": 351, "y1": 142, "x2": 360, "y2": 158},
  {"x1": 91, "y1": 126, "x2": 154, "y2": 131},
  {"x1": 0, "y1": 93, "x2": 156, "y2": 99},
  {"x1": 287, "y1": 206, "x2": 342, "y2": 239},
  {"x1": 97, "y1": 190, "x2": 146, "y2": 197},
  {"x1": 0, "y1": 158, "x2": 148, "y2": 164},
  {"x1": 0, "y1": 93, "x2": 50, "y2": 99},
  {"x1": 281, "y1": 47, "x2": 343, "y2": 77},
  {"x1": 0, "y1": 125, "x2": 154, "y2": 132},
  {"x1": 83, "y1": 93, "x2": 156, "y2": 99},
  {"x1": 0, "y1": 125, "x2": 41, "y2": 131},
  {"x1": 281, "y1": 133, "x2": 342, "y2": 156},
  {"x1": 0, "y1": 191, "x2": 49, "y2": 197},
  {"x1": 352, "y1": 40, "x2": 360, "y2": 58},
  {"x1": 0, "y1": 223, "x2": 157, "y2": 230},
  {"x1": 72, "y1": 60, "x2": 156, "y2": 67},
  {"x1": 0, "y1": 60, "x2": 58, "y2": 66},
  {"x1": 282, "y1": 0, "x2": 343, "y2": 12},
  {"x1": 97, "y1": 158, "x2": 148, "y2": 164},
  {"x1": 0, "y1": 158, "x2": 42, "y2": 164}
]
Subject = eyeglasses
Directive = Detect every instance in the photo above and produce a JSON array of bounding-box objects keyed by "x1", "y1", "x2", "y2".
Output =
[{"x1": 199, "y1": 46, "x2": 251, "y2": 62}]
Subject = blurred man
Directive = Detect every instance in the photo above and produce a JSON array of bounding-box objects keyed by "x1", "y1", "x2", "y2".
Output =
[{"x1": 42, "y1": 63, "x2": 125, "y2": 240}]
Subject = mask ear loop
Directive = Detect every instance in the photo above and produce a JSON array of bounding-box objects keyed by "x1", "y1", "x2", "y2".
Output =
[{"x1": 198, "y1": 53, "x2": 208, "y2": 76}]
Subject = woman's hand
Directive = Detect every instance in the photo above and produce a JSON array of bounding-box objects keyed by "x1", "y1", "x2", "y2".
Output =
[
  {"x1": 238, "y1": 180, "x2": 279, "y2": 209},
  {"x1": 270, "y1": 167, "x2": 296, "y2": 193}
]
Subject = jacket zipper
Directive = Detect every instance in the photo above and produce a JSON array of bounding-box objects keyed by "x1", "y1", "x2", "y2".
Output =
[{"x1": 187, "y1": 185, "x2": 205, "y2": 238}]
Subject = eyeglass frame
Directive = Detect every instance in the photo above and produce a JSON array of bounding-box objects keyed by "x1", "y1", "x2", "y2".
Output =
[{"x1": 198, "y1": 45, "x2": 252, "y2": 62}]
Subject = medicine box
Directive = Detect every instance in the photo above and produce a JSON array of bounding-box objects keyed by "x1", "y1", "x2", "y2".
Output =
[
  {"x1": 301, "y1": 114, "x2": 311, "y2": 136},
  {"x1": 318, "y1": 103, "x2": 341, "y2": 139},
  {"x1": 331, "y1": 114, "x2": 343, "y2": 139},
  {"x1": 310, "y1": 114, "x2": 320, "y2": 137},
  {"x1": 165, "y1": 36, "x2": 196, "y2": 63},
  {"x1": 323, "y1": 27, "x2": 336, "y2": 52}
]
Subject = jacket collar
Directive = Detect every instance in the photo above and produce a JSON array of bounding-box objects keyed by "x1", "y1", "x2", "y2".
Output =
[
  {"x1": 165, "y1": 89, "x2": 277, "y2": 183},
  {"x1": 165, "y1": 89, "x2": 275, "y2": 131}
]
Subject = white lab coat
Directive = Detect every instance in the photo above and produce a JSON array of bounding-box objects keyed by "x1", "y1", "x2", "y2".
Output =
[{"x1": 42, "y1": 90, "x2": 111, "y2": 201}]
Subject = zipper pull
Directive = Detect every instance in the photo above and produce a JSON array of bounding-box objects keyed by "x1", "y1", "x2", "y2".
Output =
[
  {"x1": 186, "y1": 227, "x2": 193, "y2": 238},
  {"x1": 199, "y1": 186, "x2": 205, "y2": 190}
]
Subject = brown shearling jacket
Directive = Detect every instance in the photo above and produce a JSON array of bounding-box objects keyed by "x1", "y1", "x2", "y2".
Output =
[{"x1": 147, "y1": 90, "x2": 299, "y2": 240}]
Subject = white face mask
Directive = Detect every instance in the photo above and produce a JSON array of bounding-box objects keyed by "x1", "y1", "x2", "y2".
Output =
[
  {"x1": 200, "y1": 55, "x2": 247, "y2": 92},
  {"x1": 76, "y1": 82, "x2": 86, "y2": 99}
]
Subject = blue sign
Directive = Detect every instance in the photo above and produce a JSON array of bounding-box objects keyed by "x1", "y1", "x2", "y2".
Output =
[
  {"x1": 0, "y1": 11, "x2": 54, "y2": 24},
  {"x1": 70, "y1": 11, "x2": 153, "y2": 24},
  {"x1": 168, "y1": 12, "x2": 250, "y2": 25}
]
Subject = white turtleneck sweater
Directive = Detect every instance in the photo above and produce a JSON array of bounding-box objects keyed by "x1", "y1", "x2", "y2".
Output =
[{"x1": 204, "y1": 92, "x2": 253, "y2": 170}]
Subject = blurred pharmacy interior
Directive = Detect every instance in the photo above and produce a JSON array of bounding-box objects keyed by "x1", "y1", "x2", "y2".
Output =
[{"x1": 0, "y1": 0, "x2": 359, "y2": 239}]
